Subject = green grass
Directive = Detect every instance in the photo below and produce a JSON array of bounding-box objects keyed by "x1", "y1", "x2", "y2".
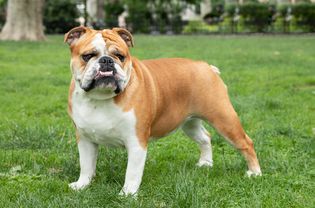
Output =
[{"x1": 0, "y1": 35, "x2": 314, "y2": 207}]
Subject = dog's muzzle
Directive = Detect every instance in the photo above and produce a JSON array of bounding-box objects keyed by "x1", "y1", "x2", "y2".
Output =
[
  {"x1": 98, "y1": 56, "x2": 116, "y2": 74},
  {"x1": 81, "y1": 56, "x2": 121, "y2": 94}
]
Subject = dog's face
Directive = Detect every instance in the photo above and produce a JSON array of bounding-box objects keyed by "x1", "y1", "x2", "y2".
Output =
[{"x1": 64, "y1": 27, "x2": 134, "y2": 99}]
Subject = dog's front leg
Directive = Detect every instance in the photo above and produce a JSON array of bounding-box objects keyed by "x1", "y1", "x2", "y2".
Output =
[
  {"x1": 69, "y1": 138, "x2": 98, "y2": 190},
  {"x1": 120, "y1": 139, "x2": 147, "y2": 196}
]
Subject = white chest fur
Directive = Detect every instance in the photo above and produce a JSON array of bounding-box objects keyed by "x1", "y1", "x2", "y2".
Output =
[{"x1": 71, "y1": 87, "x2": 137, "y2": 147}]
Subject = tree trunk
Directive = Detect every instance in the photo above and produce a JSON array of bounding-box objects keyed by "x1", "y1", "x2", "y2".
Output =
[
  {"x1": 87, "y1": 0, "x2": 104, "y2": 28},
  {"x1": 0, "y1": 0, "x2": 45, "y2": 41}
]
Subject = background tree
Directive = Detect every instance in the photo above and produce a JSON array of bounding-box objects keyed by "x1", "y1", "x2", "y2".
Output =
[
  {"x1": 0, "y1": 0, "x2": 45, "y2": 41},
  {"x1": 124, "y1": 0, "x2": 202, "y2": 33},
  {"x1": 104, "y1": 0, "x2": 124, "y2": 28},
  {"x1": 44, "y1": 0, "x2": 79, "y2": 34},
  {"x1": 87, "y1": 0, "x2": 105, "y2": 29}
]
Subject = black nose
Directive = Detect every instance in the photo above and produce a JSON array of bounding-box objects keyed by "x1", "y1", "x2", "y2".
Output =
[
  {"x1": 99, "y1": 56, "x2": 114, "y2": 66},
  {"x1": 99, "y1": 56, "x2": 115, "y2": 72}
]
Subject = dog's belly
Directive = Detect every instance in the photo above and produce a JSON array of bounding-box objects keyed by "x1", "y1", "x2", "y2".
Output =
[{"x1": 72, "y1": 93, "x2": 137, "y2": 147}]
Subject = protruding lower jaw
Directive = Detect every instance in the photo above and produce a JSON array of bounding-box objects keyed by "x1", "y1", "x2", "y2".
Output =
[
  {"x1": 80, "y1": 79, "x2": 95, "y2": 92},
  {"x1": 79, "y1": 72, "x2": 126, "y2": 95},
  {"x1": 76, "y1": 62, "x2": 130, "y2": 96}
]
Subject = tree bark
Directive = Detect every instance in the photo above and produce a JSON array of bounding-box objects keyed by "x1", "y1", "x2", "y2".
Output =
[
  {"x1": 86, "y1": 0, "x2": 104, "y2": 28},
  {"x1": 0, "y1": 0, "x2": 45, "y2": 41}
]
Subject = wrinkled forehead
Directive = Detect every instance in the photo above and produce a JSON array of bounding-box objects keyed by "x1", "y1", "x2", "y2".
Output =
[{"x1": 71, "y1": 29, "x2": 129, "y2": 55}]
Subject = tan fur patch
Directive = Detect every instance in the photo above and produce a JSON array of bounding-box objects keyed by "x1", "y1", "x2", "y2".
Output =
[{"x1": 68, "y1": 78, "x2": 75, "y2": 116}]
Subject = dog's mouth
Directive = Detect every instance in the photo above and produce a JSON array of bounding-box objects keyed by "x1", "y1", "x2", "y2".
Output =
[
  {"x1": 95, "y1": 70, "x2": 114, "y2": 79},
  {"x1": 81, "y1": 70, "x2": 121, "y2": 94}
]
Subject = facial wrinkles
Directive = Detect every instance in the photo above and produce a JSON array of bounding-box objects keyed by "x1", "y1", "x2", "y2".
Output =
[
  {"x1": 77, "y1": 33, "x2": 106, "y2": 86},
  {"x1": 91, "y1": 33, "x2": 107, "y2": 56},
  {"x1": 83, "y1": 59, "x2": 99, "y2": 81},
  {"x1": 101, "y1": 34, "x2": 130, "y2": 82},
  {"x1": 114, "y1": 63, "x2": 126, "y2": 78},
  {"x1": 71, "y1": 59, "x2": 83, "y2": 82},
  {"x1": 72, "y1": 31, "x2": 132, "y2": 94},
  {"x1": 115, "y1": 61, "x2": 133, "y2": 90},
  {"x1": 102, "y1": 30, "x2": 128, "y2": 52},
  {"x1": 81, "y1": 68, "x2": 98, "y2": 89}
]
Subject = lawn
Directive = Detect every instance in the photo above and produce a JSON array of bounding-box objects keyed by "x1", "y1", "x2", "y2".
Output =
[{"x1": 0, "y1": 34, "x2": 314, "y2": 207}]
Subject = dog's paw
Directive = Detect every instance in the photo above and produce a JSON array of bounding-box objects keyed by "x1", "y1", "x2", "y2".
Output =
[
  {"x1": 68, "y1": 181, "x2": 90, "y2": 191},
  {"x1": 246, "y1": 170, "x2": 262, "y2": 177},
  {"x1": 196, "y1": 160, "x2": 213, "y2": 167},
  {"x1": 119, "y1": 187, "x2": 138, "y2": 198}
]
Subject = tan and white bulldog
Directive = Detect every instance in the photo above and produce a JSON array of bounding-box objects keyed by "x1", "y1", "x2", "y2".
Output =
[{"x1": 64, "y1": 26, "x2": 261, "y2": 195}]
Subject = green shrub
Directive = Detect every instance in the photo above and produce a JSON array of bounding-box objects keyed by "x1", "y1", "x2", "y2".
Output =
[
  {"x1": 171, "y1": 15, "x2": 183, "y2": 34},
  {"x1": 124, "y1": 0, "x2": 151, "y2": 33},
  {"x1": 44, "y1": 0, "x2": 79, "y2": 34},
  {"x1": 225, "y1": 3, "x2": 238, "y2": 17},
  {"x1": 291, "y1": 3, "x2": 315, "y2": 32},
  {"x1": 0, "y1": 0, "x2": 6, "y2": 29},
  {"x1": 104, "y1": 0, "x2": 124, "y2": 28},
  {"x1": 182, "y1": 20, "x2": 206, "y2": 34},
  {"x1": 182, "y1": 20, "x2": 218, "y2": 34},
  {"x1": 276, "y1": 4, "x2": 295, "y2": 33},
  {"x1": 124, "y1": 0, "x2": 201, "y2": 34},
  {"x1": 225, "y1": 4, "x2": 241, "y2": 33},
  {"x1": 278, "y1": 4, "x2": 291, "y2": 18},
  {"x1": 239, "y1": 3, "x2": 276, "y2": 32}
]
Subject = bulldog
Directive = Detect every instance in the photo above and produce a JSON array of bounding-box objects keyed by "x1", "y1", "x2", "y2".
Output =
[{"x1": 64, "y1": 26, "x2": 261, "y2": 195}]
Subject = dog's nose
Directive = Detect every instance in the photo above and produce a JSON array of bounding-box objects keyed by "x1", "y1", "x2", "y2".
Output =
[
  {"x1": 99, "y1": 56, "x2": 114, "y2": 67},
  {"x1": 99, "y1": 56, "x2": 115, "y2": 73}
]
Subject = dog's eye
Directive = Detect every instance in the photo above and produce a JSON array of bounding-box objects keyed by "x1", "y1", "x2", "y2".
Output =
[
  {"x1": 115, "y1": 53, "x2": 125, "y2": 62},
  {"x1": 82, "y1": 53, "x2": 96, "y2": 62}
]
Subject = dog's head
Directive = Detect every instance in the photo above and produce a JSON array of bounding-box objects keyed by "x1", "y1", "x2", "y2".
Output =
[{"x1": 65, "y1": 27, "x2": 134, "y2": 99}]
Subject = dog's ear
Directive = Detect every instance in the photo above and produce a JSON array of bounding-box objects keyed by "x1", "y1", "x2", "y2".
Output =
[
  {"x1": 112, "y1": 28, "x2": 134, "y2": 48},
  {"x1": 64, "y1": 26, "x2": 88, "y2": 46}
]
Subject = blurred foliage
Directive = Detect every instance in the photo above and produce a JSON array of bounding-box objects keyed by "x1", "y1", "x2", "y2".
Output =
[
  {"x1": 291, "y1": 3, "x2": 315, "y2": 32},
  {"x1": 183, "y1": 20, "x2": 219, "y2": 34},
  {"x1": 0, "y1": 0, "x2": 6, "y2": 29},
  {"x1": 124, "y1": 0, "x2": 151, "y2": 33},
  {"x1": 203, "y1": 4, "x2": 224, "y2": 25},
  {"x1": 225, "y1": 3, "x2": 238, "y2": 16},
  {"x1": 184, "y1": 2, "x2": 315, "y2": 34},
  {"x1": 43, "y1": 0, "x2": 79, "y2": 34},
  {"x1": 124, "y1": 0, "x2": 201, "y2": 33},
  {"x1": 239, "y1": 3, "x2": 276, "y2": 32},
  {"x1": 0, "y1": 0, "x2": 315, "y2": 34},
  {"x1": 183, "y1": 20, "x2": 208, "y2": 34},
  {"x1": 104, "y1": 0, "x2": 124, "y2": 28}
]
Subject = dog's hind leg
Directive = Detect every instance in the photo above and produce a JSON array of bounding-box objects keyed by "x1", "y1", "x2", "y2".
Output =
[
  {"x1": 203, "y1": 99, "x2": 261, "y2": 176},
  {"x1": 182, "y1": 118, "x2": 213, "y2": 167}
]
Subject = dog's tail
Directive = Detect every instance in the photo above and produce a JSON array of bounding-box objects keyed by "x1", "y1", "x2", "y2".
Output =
[
  {"x1": 210, "y1": 65, "x2": 221, "y2": 75},
  {"x1": 209, "y1": 64, "x2": 226, "y2": 88}
]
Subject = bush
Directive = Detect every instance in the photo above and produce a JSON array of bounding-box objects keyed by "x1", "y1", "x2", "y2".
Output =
[
  {"x1": 278, "y1": 4, "x2": 291, "y2": 18},
  {"x1": 203, "y1": 4, "x2": 225, "y2": 25},
  {"x1": 182, "y1": 20, "x2": 219, "y2": 34},
  {"x1": 104, "y1": 0, "x2": 124, "y2": 28},
  {"x1": 225, "y1": 3, "x2": 238, "y2": 17},
  {"x1": 276, "y1": 4, "x2": 295, "y2": 33},
  {"x1": 125, "y1": 0, "x2": 151, "y2": 33},
  {"x1": 291, "y1": 3, "x2": 315, "y2": 32},
  {"x1": 126, "y1": 10, "x2": 151, "y2": 34},
  {"x1": 0, "y1": 0, "x2": 6, "y2": 29},
  {"x1": 239, "y1": 3, "x2": 276, "y2": 32},
  {"x1": 124, "y1": 0, "x2": 199, "y2": 34},
  {"x1": 44, "y1": 0, "x2": 79, "y2": 34}
]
